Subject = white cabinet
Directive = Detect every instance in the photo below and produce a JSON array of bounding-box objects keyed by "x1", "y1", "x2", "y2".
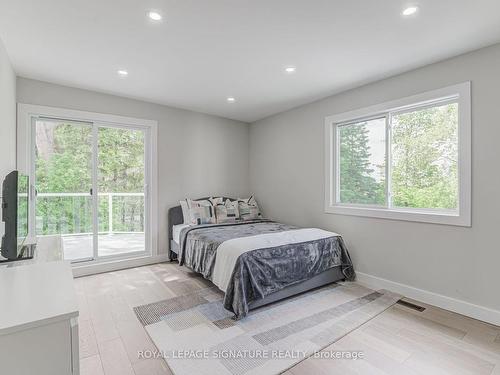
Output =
[{"x1": 0, "y1": 261, "x2": 79, "y2": 374}]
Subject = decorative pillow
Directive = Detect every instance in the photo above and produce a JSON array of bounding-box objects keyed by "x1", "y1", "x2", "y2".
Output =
[
  {"x1": 215, "y1": 199, "x2": 240, "y2": 223},
  {"x1": 237, "y1": 196, "x2": 262, "y2": 221},
  {"x1": 186, "y1": 198, "x2": 216, "y2": 225},
  {"x1": 180, "y1": 200, "x2": 190, "y2": 224},
  {"x1": 209, "y1": 197, "x2": 224, "y2": 206}
]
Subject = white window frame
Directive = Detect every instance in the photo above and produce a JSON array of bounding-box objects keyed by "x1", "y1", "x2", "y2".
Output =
[
  {"x1": 17, "y1": 103, "x2": 159, "y2": 260},
  {"x1": 324, "y1": 82, "x2": 471, "y2": 226}
]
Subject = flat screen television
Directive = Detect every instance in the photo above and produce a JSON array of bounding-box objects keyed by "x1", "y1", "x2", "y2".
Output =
[{"x1": 1, "y1": 171, "x2": 29, "y2": 260}]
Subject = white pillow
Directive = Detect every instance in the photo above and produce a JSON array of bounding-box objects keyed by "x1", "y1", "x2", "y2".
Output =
[
  {"x1": 180, "y1": 200, "x2": 190, "y2": 224},
  {"x1": 209, "y1": 197, "x2": 224, "y2": 205},
  {"x1": 186, "y1": 198, "x2": 216, "y2": 225},
  {"x1": 215, "y1": 199, "x2": 240, "y2": 223},
  {"x1": 237, "y1": 196, "x2": 262, "y2": 220},
  {"x1": 180, "y1": 198, "x2": 220, "y2": 224}
]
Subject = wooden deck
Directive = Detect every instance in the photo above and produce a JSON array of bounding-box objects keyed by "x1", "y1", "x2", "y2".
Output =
[{"x1": 62, "y1": 233, "x2": 145, "y2": 261}]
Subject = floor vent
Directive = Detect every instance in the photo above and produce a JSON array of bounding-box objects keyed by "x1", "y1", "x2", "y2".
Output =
[{"x1": 397, "y1": 299, "x2": 426, "y2": 312}]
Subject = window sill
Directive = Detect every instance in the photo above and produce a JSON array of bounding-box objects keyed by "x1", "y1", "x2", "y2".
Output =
[{"x1": 324, "y1": 205, "x2": 470, "y2": 227}]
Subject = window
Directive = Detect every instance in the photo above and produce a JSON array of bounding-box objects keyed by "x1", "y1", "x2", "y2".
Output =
[
  {"x1": 325, "y1": 82, "x2": 471, "y2": 226},
  {"x1": 338, "y1": 116, "x2": 386, "y2": 206}
]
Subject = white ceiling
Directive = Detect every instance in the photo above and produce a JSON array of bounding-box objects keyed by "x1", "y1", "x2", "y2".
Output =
[{"x1": 1, "y1": 1, "x2": 500, "y2": 123}]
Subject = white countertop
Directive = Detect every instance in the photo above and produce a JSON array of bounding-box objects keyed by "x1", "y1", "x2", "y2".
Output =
[{"x1": 0, "y1": 261, "x2": 79, "y2": 336}]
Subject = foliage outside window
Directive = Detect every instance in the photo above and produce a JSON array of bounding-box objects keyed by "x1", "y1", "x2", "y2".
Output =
[
  {"x1": 325, "y1": 83, "x2": 471, "y2": 226},
  {"x1": 35, "y1": 122, "x2": 145, "y2": 236},
  {"x1": 338, "y1": 117, "x2": 386, "y2": 206},
  {"x1": 337, "y1": 102, "x2": 458, "y2": 211}
]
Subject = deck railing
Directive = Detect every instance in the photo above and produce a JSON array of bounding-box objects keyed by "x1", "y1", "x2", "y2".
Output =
[{"x1": 35, "y1": 192, "x2": 144, "y2": 236}]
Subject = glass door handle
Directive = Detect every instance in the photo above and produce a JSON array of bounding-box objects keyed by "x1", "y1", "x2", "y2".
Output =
[{"x1": 30, "y1": 185, "x2": 38, "y2": 200}]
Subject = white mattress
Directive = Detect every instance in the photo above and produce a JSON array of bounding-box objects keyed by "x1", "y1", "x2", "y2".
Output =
[{"x1": 172, "y1": 224, "x2": 191, "y2": 244}]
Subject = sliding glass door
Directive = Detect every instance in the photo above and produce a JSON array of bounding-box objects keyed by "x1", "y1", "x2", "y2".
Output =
[
  {"x1": 97, "y1": 126, "x2": 146, "y2": 257},
  {"x1": 32, "y1": 118, "x2": 149, "y2": 263},
  {"x1": 34, "y1": 118, "x2": 94, "y2": 262}
]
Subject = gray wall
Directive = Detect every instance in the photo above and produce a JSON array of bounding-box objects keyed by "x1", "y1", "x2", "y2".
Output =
[
  {"x1": 0, "y1": 38, "x2": 16, "y2": 184},
  {"x1": 17, "y1": 78, "x2": 250, "y2": 255},
  {"x1": 0, "y1": 38, "x2": 16, "y2": 238},
  {"x1": 250, "y1": 43, "x2": 500, "y2": 312}
]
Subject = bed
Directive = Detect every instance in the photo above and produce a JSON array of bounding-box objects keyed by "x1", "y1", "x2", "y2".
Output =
[{"x1": 168, "y1": 197, "x2": 355, "y2": 319}]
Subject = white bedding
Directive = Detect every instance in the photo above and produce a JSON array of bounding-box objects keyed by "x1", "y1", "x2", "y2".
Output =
[
  {"x1": 173, "y1": 224, "x2": 192, "y2": 244},
  {"x1": 212, "y1": 228, "x2": 338, "y2": 292}
]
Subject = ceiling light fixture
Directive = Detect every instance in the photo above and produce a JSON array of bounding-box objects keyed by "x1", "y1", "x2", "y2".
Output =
[
  {"x1": 227, "y1": 97, "x2": 236, "y2": 103},
  {"x1": 284, "y1": 66, "x2": 297, "y2": 74},
  {"x1": 117, "y1": 69, "x2": 129, "y2": 77},
  {"x1": 147, "y1": 10, "x2": 163, "y2": 21},
  {"x1": 402, "y1": 6, "x2": 419, "y2": 16}
]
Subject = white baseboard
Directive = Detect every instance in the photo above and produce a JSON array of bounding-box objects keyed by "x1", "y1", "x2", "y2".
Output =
[
  {"x1": 356, "y1": 271, "x2": 500, "y2": 327},
  {"x1": 72, "y1": 254, "x2": 170, "y2": 277}
]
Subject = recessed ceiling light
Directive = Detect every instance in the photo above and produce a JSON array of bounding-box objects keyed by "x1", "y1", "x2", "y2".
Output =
[
  {"x1": 402, "y1": 6, "x2": 419, "y2": 16},
  {"x1": 117, "y1": 70, "x2": 128, "y2": 77},
  {"x1": 226, "y1": 97, "x2": 236, "y2": 103},
  {"x1": 147, "y1": 10, "x2": 163, "y2": 21},
  {"x1": 284, "y1": 66, "x2": 296, "y2": 74}
]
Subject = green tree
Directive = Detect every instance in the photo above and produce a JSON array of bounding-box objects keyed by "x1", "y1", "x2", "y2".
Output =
[
  {"x1": 339, "y1": 123, "x2": 385, "y2": 205},
  {"x1": 391, "y1": 103, "x2": 458, "y2": 209},
  {"x1": 98, "y1": 127, "x2": 145, "y2": 232},
  {"x1": 35, "y1": 123, "x2": 145, "y2": 235},
  {"x1": 35, "y1": 124, "x2": 93, "y2": 234}
]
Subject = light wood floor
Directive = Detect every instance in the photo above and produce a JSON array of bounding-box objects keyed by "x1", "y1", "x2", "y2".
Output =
[{"x1": 75, "y1": 263, "x2": 500, "y2": 375}]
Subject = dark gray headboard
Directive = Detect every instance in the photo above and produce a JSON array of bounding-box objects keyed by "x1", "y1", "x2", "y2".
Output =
[{"x1": 167, "y1": 197, "x2": 236, "y2": 249}]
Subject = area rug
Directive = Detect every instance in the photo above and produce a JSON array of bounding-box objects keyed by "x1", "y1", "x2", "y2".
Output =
[{"x1": 134, "y1": 282, "x2": 400, "y2": 375}]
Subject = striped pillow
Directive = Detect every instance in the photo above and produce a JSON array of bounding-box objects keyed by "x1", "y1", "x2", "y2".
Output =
[
  {"x1": 186, "y1": 198, "x2": 216, "y2": 225},
  {"x1": 237, "y1": 196, "x2": 262, "y2": 221},
  {"x1": 215, "y1": 199, "x2": 240, "y2": 223}
]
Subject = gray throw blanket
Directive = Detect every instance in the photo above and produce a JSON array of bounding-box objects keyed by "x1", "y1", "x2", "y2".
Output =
[{"x1": 179, "y1": 220, "x2": 355, "y2": 319}]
